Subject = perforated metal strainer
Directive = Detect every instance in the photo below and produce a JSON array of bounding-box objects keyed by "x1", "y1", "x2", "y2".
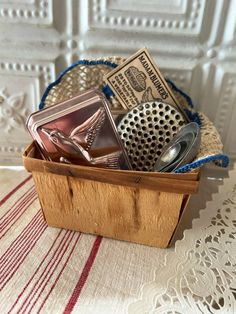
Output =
[{"x1": 117, "y1": 101, "x2": 186, "y2": 171}]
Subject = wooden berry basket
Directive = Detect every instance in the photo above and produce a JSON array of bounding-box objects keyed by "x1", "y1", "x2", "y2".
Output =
[{"x1": 23, "y1": 141, "x2": 200, "y2": 248}]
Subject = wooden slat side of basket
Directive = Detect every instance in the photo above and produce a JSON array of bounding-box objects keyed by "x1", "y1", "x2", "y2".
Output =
[
  {"x1": 23, "y1": 142, "x2": 200, "y2": 248},
  {"x1": 23, "y1": 142, "x2": 200, "y2": 193},
  {"x1": 32, "y1": 171, "x2": 184, "y2": 248}
]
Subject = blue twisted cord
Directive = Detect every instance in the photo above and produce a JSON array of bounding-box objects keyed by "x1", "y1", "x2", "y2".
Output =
[
  {"x1": 184, "y1": 108, "x2": 202, "y2": 126},
  {"x1": 166, "y1": 78, "x2": 194, "y2": 108},
  {"x1": 175, "y1": 154, "x2": 229, "y2": 173}
]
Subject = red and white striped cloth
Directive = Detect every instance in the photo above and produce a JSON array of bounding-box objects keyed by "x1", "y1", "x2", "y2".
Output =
[{"x1": 0, "y1": 169, "x2": 166, "y2": 314}]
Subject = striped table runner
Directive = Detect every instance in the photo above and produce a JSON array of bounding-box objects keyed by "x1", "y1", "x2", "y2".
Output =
[{"x1": 0, "y1": 170, "x2": 166, "y2": 314}]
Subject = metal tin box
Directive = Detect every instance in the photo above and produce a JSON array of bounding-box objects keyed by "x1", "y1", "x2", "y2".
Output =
[{"x1": 26, "y1": 89, "x2": 131, "y2": 170}]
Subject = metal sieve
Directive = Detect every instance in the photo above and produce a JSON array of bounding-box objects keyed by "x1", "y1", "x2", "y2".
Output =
[{"x1": 117, "y1": 101, "x2": 186, "y2": 171}]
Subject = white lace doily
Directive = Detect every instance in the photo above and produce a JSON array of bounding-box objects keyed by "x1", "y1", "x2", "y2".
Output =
[{"x1": 129, "y1": 163, "x2": 236, "y2": 314}]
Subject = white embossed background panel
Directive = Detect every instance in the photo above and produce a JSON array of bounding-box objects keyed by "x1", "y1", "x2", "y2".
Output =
[
  {"x1": 0, "y1": 58, "x2": 55, "y2": 163},
  {"x1": 0, "y1": 0, "x2": 53, "y2": 24},
  {"x1": 90, "y1": 0, "x2": 204, "y2": 35},
  {"x1": 0, "y1": 0, "x2": 235, "y2": 164}
]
